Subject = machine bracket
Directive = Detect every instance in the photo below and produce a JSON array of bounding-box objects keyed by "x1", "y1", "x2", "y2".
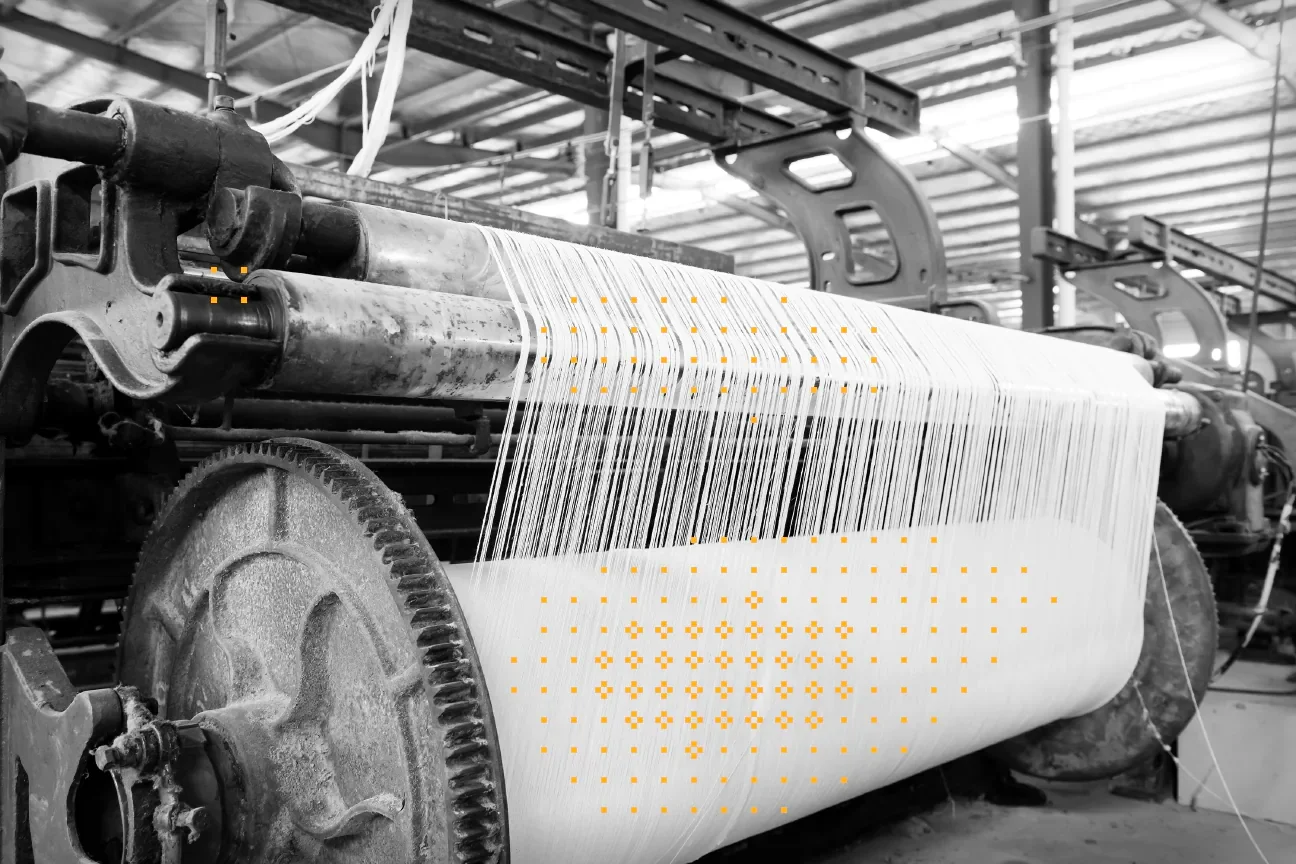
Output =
[
  {"x1": 2, "y1": 627, "x2": 124, "y2": 864},
  {"x1": 714, "y1": 117, "x2": 945, "y2": 308}
]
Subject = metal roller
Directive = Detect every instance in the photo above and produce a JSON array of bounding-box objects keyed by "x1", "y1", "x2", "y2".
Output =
[{"x1": 323, "y1": 202, "x2": 514, "y2": 303}]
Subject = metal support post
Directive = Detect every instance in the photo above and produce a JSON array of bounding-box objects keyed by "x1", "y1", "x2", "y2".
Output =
[
  {"x1": 1055, "y1": 0, "x2": 1077, "y2": 326},
  {"x1": 638, "y1": 42, "x2": 657, "y2": 230},
  {"x1": 600, "y1": 29, "x2": 628, "y2": 229},
  {"x1": 583, "y1": 108, "x2": 610, "y2": 226},
  {"x1": 204, "y1": 0, "x2": 228, "y2": 109},
  {"x1": 1014, "y1": 0, "x2": 1055, "y2": 330}
]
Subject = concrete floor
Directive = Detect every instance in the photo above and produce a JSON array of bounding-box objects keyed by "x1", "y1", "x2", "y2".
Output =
[{"x1": 814, "y1": 783, "x2": 1296, "y2": 864}]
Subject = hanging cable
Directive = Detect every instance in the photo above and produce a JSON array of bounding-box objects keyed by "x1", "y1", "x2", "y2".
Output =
[
  {"x1": 1223, "y1": 0, "x2": 1288, "y2": 679},
  {"x1": 1240, "y1": 1, "x2": 1285, "y2": 397}
]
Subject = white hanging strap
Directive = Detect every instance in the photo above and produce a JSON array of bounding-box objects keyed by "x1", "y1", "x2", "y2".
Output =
[
  {"x1": 347, "y1": 0, "x2": 413, "y2": 176},
  {"x1": 249, "y1": 0, "x2": 400, "y2": 147}
]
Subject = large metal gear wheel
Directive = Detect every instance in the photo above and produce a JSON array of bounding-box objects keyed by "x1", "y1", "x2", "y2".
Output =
[{"x1": 117, "y1": 438, "x2": 508, "y2": 864}]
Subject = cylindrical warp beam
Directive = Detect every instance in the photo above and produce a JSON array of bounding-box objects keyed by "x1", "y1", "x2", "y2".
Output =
[{"x1": 444, "y1": 523, "x2": 1145, "y2": 864}]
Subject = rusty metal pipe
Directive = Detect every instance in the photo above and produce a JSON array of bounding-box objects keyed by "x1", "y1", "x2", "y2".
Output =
[
  {"x1": 22, "y1": 102, "x2": 123, "y2": 165},
  {"x1": 247, "y1": 270, "x2": 528, "y2": 401},
  {"x1": 165, "y1": 426, "x2": 497, "y2": 447},
  {"x1": 179, "y1": 397, "x2": 510, "y2": 433}
]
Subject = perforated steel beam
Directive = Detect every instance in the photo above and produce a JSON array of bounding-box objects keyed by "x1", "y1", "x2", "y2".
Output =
[
  {"x1": 262, "y1": 0, "x2": 795, "y2": 145},
  {"x1": 552, "y1": 0, "x2": 921, "y2": 136},
  {"x1": 1128, "y1": 214, "x2": 1296, "y2": 306}
]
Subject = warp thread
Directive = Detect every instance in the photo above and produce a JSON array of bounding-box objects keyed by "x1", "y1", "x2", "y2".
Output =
[{"x1": 443, "y1": 227, "x2": 1166, "y2": 864}]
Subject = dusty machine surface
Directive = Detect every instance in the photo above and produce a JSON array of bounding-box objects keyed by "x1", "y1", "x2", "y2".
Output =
[{"x1": 0, "y1": 4, "x2": 1229, "y2": 859}]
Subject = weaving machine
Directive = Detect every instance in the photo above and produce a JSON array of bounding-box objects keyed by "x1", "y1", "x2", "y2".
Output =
[
  {"x1": 1037, "y1": 223, "x2": 1296, "y2": 659},
  {"x1": 0, "y1": 6, "x2": 1223, "y2": 861}
]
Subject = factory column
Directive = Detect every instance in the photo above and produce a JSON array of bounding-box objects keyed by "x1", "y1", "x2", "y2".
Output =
[{"x1": 1014, "y1": 0, "x2": 1055, "y2": 331}]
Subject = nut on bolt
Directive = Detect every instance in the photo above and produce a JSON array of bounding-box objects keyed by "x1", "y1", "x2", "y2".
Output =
[
  {"x1": 94, "y1": 738, "x2": 142, "y2": 771},
  {"x1": 155, "y1": 802, "x2": 211, "y2": 843}
]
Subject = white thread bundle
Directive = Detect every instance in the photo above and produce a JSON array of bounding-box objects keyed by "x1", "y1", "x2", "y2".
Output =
[
  {"x1": 443, "y1": 228, "x2": 1166, "y2": 864},
  {"x1": 252, "y1": 0, "x2": 411, "y2": 177}
]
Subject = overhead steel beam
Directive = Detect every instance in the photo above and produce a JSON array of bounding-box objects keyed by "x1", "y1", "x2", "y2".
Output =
[
  {"x1": 263, "y1": 0, "x2": 796, "y2": 145},
  {"x1": 226, "y1": 11, "x2": 311, "y2": 66},
  {"x1": 109, "y1": 0, "x2": 188, "y2": 44},
  {"x1": 0, "y1": 9, "x2": 535, "y2": 171},
  {"x1": 1128, "y1": 214, "x2": 1296, "y2": 306},
  {"x1": 17, "y1": 0, "x2": 187, "y2": 96},
  {"x1": 551, "y1": 0, "x2": 920, "y2": 136},
  {"x1": 463, "y1": 102, "x2": 581, "y2": 145},
  {"x1": 1164, "y1": 0, "x2": 1295, "y2": 93}
]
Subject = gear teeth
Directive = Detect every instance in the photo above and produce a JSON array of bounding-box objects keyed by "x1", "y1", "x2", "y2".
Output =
[
  {"x1": 412, "y1": 606, "x2": 452, "y2": 626},
  {"x1": 456, "y1": 838, "x2": 500, "y2": 864},
  {"x1": 121, "y1": 437, "x2": 507, "y2": 863},
  {"x1": 435, "y1": 680, "x2": 476, "y2": 703},
  {"x1": 453, "y1": 781, "x2": 495, "y2": 803},
  {"x1": 426, "y1": 659, "x2": 471, "y2": 685},
  {"x1": 371, "y1": 526, "x2": 410, "y2": 547},
  {"x1": 456, "y1": 819, "x2": 497, "y2": 843},
  {"x1": 424, "y1": 642, "x2": 464, "y2": 666},
  {"x1": 404, "y1": 590, "x2": 438, "y2": 609},
  {"x1": 445, "y1": 740, "x2": 488, "y2": 766},
  {"x1": 444, "y1": 720, "x2": 486, "y2": 747},
  {"x1": 438, "y1": 696, "x2": 479, "y2": 719},
  {"x1": 418, "y1": 623, "x2": 459, "y2": 645},
  {"x1": 390, "y1": 558, "x2": 428, "y2": 578},
  {"x1": 398, "y1": 573, "x2": 434, "y2": 591}
]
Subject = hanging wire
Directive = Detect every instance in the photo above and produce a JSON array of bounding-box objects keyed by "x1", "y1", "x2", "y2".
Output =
[
  {"x1": 1223, "y1": 0, "x2": 1289, "y2": 680},
  {"x1": 1240, "y1": 0, "x2": 1286, "y2": 396}
]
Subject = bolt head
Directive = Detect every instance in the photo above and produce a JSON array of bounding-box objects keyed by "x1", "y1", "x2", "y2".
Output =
[
  {"x1": 177, "y1": 805, "x2": 210, "y2": 832},
  {"x1": 213, "y1": 95, "x2": 235, "y2": 111},
  {"x1": 92, "y1": 745, "x2": 118, "y2": 770}
]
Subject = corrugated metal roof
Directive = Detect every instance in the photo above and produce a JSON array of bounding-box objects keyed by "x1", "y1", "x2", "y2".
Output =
[{"x1": 3, "y1": 0, "x2": 1292, "y2": 328}]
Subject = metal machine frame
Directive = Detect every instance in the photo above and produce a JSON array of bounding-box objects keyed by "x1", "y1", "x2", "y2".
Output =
[{"x1": 1035, "y1": 219, "x2": 1296, "y2": 559}]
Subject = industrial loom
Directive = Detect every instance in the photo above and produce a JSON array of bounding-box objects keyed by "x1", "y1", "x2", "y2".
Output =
[{"x1": 0, "y1": 3, "x2": 1225, "y2": 864}]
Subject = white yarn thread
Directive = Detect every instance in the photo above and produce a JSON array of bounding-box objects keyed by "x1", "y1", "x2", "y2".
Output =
[
  {"x1": 1146, "y1": 542, "x2": 1273, "y2": 863},
  {"x1": 446, "y1": 227, "x2": 1166, "y2": 864}
]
